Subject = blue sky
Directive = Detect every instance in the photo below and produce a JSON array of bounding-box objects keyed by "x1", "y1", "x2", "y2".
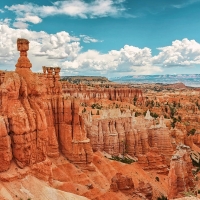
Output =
[{"x1": 0, "y1": 0, "x2": 200, "y2": 77}]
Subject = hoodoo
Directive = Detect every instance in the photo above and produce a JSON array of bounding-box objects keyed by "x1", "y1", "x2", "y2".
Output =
[{"x1": 0, "y1": 38, "x2": 93, "y2": 171}]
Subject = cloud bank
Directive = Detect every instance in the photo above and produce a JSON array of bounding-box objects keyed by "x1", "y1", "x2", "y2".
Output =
[
  {"x1": 153, "y1": 38, "x2": 200, "y2": 67},
  {"x1": 0, "y1": 25, "x2": 81, "y2": 71},
  {"x1": 0, "y1": 24, "x2": 200, "y2": 77}
]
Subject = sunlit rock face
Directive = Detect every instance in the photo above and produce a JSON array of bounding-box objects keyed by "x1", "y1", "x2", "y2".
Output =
[
  {"x1": 0, "y1": 38, "x2": 93, "y2": 171},
  {"x1": 85, "y1": 109, "x2": 174, "y2": 172},
  {"x1": 0, "y1": 116, "x2": 12, "y2": 172},
  {"x1": 55, "y1": 97, "x2": 93, "y2": 166},
  {"x1": 168, "y1": 145, "x2": 194, "y2": 199},
  {"x1": 62, "y1": 81, "x2": 144, "y2": 104},
  {"x1": 110, "y1": 173, "x2": 134, "y2": 192},
  {"x1": 148, "y1": 126, "x2": 174, "y2": 164}
]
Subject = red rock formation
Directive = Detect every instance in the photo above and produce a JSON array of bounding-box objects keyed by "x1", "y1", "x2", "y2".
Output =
[
  {"x1": 0, "y1": 116, "x2": 12, "y2": 172},
  {"x1": 15, "y1": 38, "x2": 32, "y2": 69},
  {"x1": 137, "y1": 181, "x2": 153, "y2": 200},
  {"x1": 110, "y1": 173, "x2": 134, "y2": 192},
  {"x1": 137, "y1": 148, "x2": 168, "y2": 174},
  {"x1": 62, "y1": 81, "x2": 143, "y2": 104},
  {"x1": 86, "y1": 113, "x2": 150, "y2": 157},
  {"x1": 148, "y1": 127, "x2": 174, "y2": 164},
  {"x1": 0, "y1": 39, "x2": 50, "y2": 168},
  {"x1": 57, "y1": 98, "x2": 93, "y2": 167},
  {"x1": 0, "y1": 38, "x2": 93, "y2": 170},
  {"x1": 85, "y1": 111, "x2": 173, "y2": 172},
  {"x1": 110, "y1": 173, "x2": 153, "y2": 199},
  {"x1": 44, "y1": 99, "x2": 59, "y2": 158},
  {"x1": 168, "y1": 145, "x2": 194, "y2": 199},
  {"x1": 31, "y1": 158, "x2": 53, "y2": 182}
]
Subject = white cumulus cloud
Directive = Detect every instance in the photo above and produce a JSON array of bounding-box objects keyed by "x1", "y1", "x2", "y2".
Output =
[
  {"x1": 61, "y1": 45, "x2": 162, "y2": 76},
  {"x1": 0, "y1": 25, "x2": 81, "y2": 71},
  {"x1": 0, "y1": 24, "x2": 161, "y2": 76},
  {"x1": 16, "y1": 15, "x2": 42, "y2": 24},
  {"x1": 13, "y1": 21, "x2": 29, "y2": 29},
  {"x1": 153, "y1": 38, "x2": 200, "y2": 67},
  {"x1": 0, "y1": 18, "x2": 11, "y2": 26},
  {"x1": 1, "y1": 24, "x2": 200, "y2": 77}
]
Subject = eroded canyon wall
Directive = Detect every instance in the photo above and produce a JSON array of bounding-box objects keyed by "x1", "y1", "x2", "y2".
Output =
[
  {"x1": 0, "y1": 38, "x2": 93, "y2": 172},
  {"x1": 84, "y1": 109, "x2": 174, "y2": 169},
  {"x1": 62, "y1": 81, "x2": 144, "y2": 104}
]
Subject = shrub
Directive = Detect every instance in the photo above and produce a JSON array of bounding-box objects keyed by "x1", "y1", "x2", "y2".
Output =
[
  {"x1": 190, "y1": 155, "x2": 200, "y2": 168},
  {"x1": 182, "y1": 190, "x2": 195, "y2": 197},
  {"x1": 157, "y1": 195, "x2": 167, "y2": 200},
  {"x1": 169, "y1": 106, "x2": 176, "y2": 117},
  {"x1": 82, "y1": 107, "x2": 86, "y2": 113},
  {"x1": 135, "y1": 112, "x2": 141, "y2": 117},
  {"x1": 150, "y1": 112, "x2": 159, "y2": 118},
  {"x1": 188, "y1": 129, "x2": 196, "y2": 136},
  {"x1": 155, "y1": 176, "x2": 159, "y2": 182},
  {"x1": 151, "y1": 100, "x2": 155, "y2": 107},
  {"x1": 109, "y1": 156, "x2": 134, "y2": 164},
  {"x1": 91, "y1": 103, "x2": 102, "y2": 109},
  {"x1": 171, "y1": 117, "x2": 178, "y2": 128},
  {"x1": 164, "y1": 114, "x2": 168, "y2": 119},
  {"x1": 133, "y1": 96, "x2": 138, "y2": 103},
  {"x1": 173, "y1": 101, "x2": 177, "y2": 107}
]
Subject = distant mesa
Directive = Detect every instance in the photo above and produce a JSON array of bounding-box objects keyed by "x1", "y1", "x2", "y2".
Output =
[
  {"x1": 165, "y1": 82, "x2": 186, "y2": 89},
  {"x1": 61, "y1": 75, "x2": 111, "y2": 84}
]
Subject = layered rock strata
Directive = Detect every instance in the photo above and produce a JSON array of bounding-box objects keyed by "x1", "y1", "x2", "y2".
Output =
[
  {"x1": 62, "y1": 81, "x2": 143, "y2": 104},
  {"x1": 85, "y1": 110, "x2": 174, "y2": 170},
  {"x1": 55, "y1": 97, "x2": 93, "y2": 166},
  {"x1": 110, "y1": 173, "x2": 134, "y2": 192},
  {"x1": 137, "y1": 181, "x2": 153, "y2": 200},
  {"x1": 0, "y1": 38, "x2": 93, "y2": 172},
  {"x1": 110, "y1": 173, "x2": 153, "y2": 199},
  {"x1": 0, "y1": 116, "x2": 12, "y2": 172},
  {"x1": 168, "y1": 145, "x2": 194, "y2": 199}
]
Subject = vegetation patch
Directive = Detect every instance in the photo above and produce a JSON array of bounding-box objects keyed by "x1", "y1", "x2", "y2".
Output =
[
  {"x1": 157, "y1": 195, "x2": 167, "y2": 200},
  {"x1": 109, "y1": 156, "x2": 135, "y2": 164},
  {"x1": 155, "y1": 176, "x2": 160, "y2": 182},
  {"x1": 190, "y1": 154, "x2": 200, "y2": 175},
  {"x1": 182, "y1": 190, "x2": 196, "y2": 197},
  {"x1": 135, "y1": 112, "x2": 141, "y2": 117},
  {"x1": 150, "y1": 112, "x2": 159, "y2": 118},
  {"x1": 91, "y1": 103, "x2": 103, "y2": 109},
  {"x1": 188, "y1": 128, "x2": 196, "y2": 136}
]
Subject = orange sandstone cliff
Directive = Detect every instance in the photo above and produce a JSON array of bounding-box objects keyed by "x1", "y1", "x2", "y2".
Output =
[{"x1": 0, "y1": 39, "x2": 93, "y2": 171}]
